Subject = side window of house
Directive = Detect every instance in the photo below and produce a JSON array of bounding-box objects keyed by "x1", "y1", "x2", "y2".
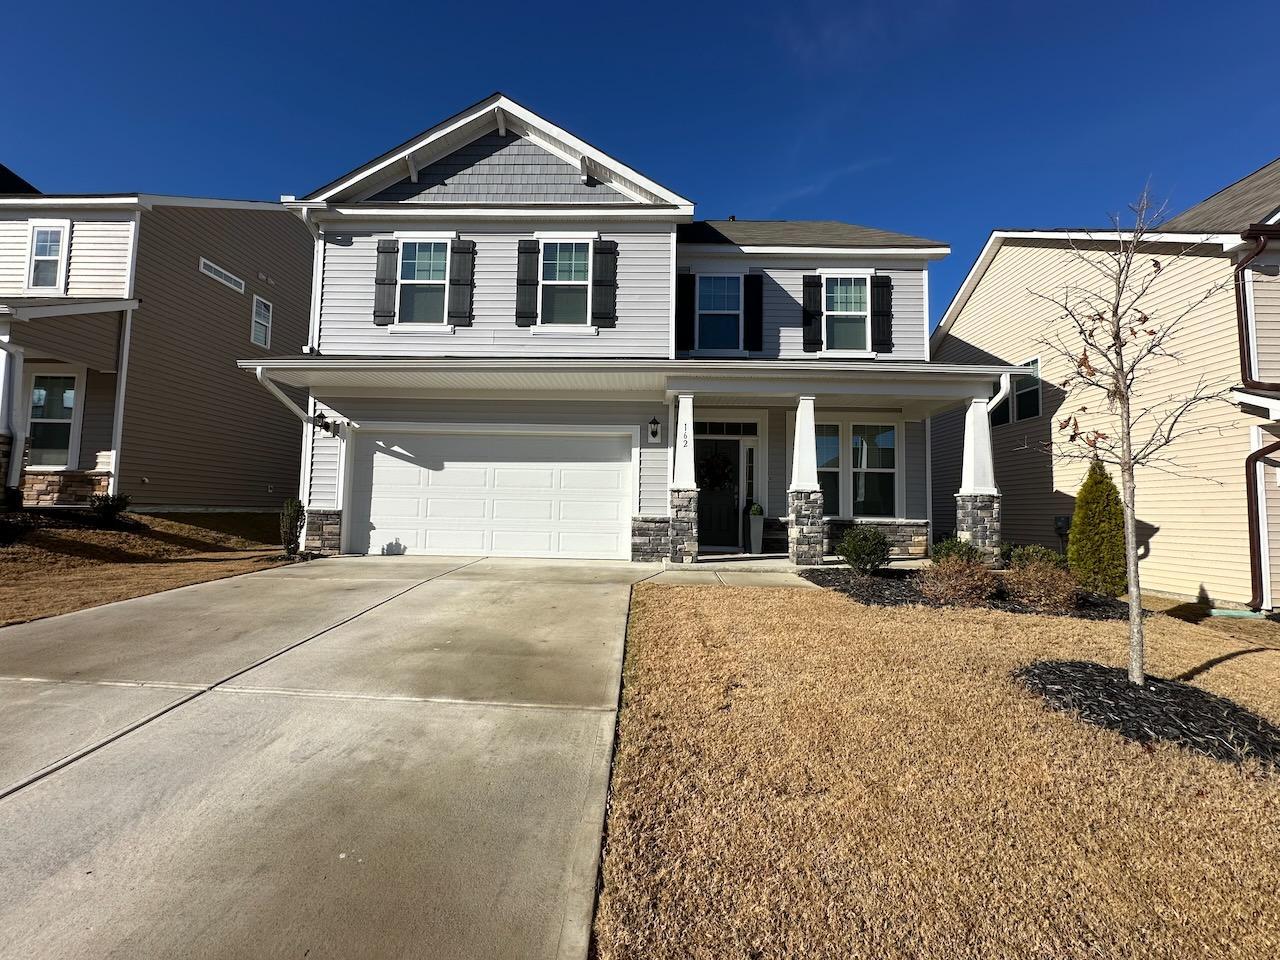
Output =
[
  {"x1": 251, "y1": 296, "x2": 272, "y2": 348},
  {"x1": 27, "y1": 222, "x2": 68, "y2": 292},
  {"x1": 399, "y1": 241, "x2": 449, "y2": 323},
  {"x1": 992, "y1": 358, "x2": 1040, "y2": 426}
]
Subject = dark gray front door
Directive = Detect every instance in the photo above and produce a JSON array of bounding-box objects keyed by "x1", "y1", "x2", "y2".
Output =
[{"x1": 695, "y1": 438, "x2": 740, "y2": 548}]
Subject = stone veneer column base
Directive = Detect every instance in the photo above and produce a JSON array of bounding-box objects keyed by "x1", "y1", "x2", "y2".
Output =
[
  {"x1": 955, "y1": 493, "x2": 1001, "y2": 558},
  {"x1": 631, "y1": 516, "x2": 672, "y2": 562},
  {"x1": 788, "y1": 489, "x2": 825, "y2": 565},
  {"x1": 304, "y1": 509, "x2": 343, "y2": 554},
  {"x1": 21, "y1": 470, "x2": 111, "y2": 506},
  {"x1": 669, "y1": 489, "x2": 699, "y2": 564}
]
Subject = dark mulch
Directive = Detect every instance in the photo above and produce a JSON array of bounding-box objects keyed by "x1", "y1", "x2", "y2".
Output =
[
  {"x1": 800, "y1": 567, "x2": 1131, "y2": 621},
  {"x1": 1015, "y1": 659, "x2": 1280, "y2": 769}
]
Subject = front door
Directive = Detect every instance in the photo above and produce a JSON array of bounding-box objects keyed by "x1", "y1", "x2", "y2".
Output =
[{"x1": 695, "y1": 438, "x2": 740, "y2": 548}]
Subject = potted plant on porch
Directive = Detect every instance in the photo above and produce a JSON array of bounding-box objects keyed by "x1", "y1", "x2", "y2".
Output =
[{"x1": 747, "y1": 502, "x2": 764, "y2": 554}]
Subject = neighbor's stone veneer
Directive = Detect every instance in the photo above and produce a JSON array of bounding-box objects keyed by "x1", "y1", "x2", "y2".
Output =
[
  {"x1": 955, "y1": 493, "x2": 1001, "y2": 557},
  {"x1": 826, "y1": 518, "x2": 930, "y2": 559},
  {"x1": 305, "y1": 509, "x2": 342, "y2": 554},
  {"x1": 20, "y1": 470, "x2": 111, "y2": 506},
  {"x1": 669, "y1": 488, "x2": 698, "y2": 564},
  {"x1": 631, "y1": 516, "x2": 671, "y2": 562},
  {"x1": 788, "y1": 489, "x2": 825, "y2": 565},
  {"x1": 0, "y1": 433, "x2": 11, "y2": 498}
]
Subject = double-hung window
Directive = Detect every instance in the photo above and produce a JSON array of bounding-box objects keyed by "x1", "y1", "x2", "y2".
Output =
[
  {"x1": 540, "y1": 241, "x2": 590, "y2": 324},
  {"x1": 27, "y1": 370, "x2": 79, "y2": 468},
  {"x1": 696, "y1": 275, "x2": 742, "y2": 350},
  {"x1": 27, "y1": 221, "x2": 69, "y2": 293},
  {"x1": 850, "y1": 424, "x2": 896, "y2": 516},
  {"x1": 991, "y1": 358, "x2": 1041, "y2": 426},
  {"x1": 822, "y1": 274, "x2": 871, "y2": 351},
  {"x1": 398, "y1": 241, "x2": 449, "y2": 323},
  {"x1": 251, "y1": 296, "x2": 272, "y2": 348}
]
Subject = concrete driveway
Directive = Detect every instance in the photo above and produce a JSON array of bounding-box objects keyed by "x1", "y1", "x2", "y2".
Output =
[{"x1": 0, "y1": 556, "x2": 657, "y2": 960}]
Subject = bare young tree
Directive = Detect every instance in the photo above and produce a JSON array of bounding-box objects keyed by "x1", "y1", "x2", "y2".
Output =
[{"x1": 1032, "y1": 188, "x2": 1231, "y2": 684}]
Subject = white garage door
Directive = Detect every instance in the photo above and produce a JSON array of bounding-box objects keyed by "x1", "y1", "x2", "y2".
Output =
[{"x1": 348, "y1": 429, "x2": 633, "y2": 560}]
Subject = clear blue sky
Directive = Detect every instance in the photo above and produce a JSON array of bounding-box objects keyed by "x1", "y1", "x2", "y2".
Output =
[{"x1": 7, "y1": 0, "x2": 1277, "y2": 328}]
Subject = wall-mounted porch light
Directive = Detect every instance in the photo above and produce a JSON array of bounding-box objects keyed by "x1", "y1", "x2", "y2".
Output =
[{"x1": 648, "y1": 417, "x2": 662, "y2": 444}]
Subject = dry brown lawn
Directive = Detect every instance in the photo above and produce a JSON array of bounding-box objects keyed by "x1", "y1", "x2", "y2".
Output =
[
  {"x1": 0, "y1": 513, "x2": 291, "y2": 626},
  {"x1": 595, "y1": 584, "x2": 1280, "y2": 960}
]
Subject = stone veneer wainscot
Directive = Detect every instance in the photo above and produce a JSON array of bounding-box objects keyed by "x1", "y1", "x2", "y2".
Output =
[{"x1": 305, "y1": 509, "x2": 343, "y2": 554}]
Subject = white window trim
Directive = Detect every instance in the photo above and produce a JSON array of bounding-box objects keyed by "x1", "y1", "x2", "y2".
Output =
[
  {"x1": 395, "y1": 237, "x2": 452, "y2": 328},
  {"x1": 23, "y1": 363, "x2": 86, "y2": 472},
  {"x1": 693, "y1": 273, "x2": 746, "y2": 354},
  {"x1": 199, "y1": 257, "x2": 245, "y2": 294},
  {"x1": 537, "y1": 238, "x2": 593, "y2": 327},
  {"x1": 787, "y1": 412, "x2": 906, "y2": 519},
  {"x1": 24, "y1": 219, "x2": 71, "y2": 295},
  {"x1": 251, "y1": 295, "x2": 273, "y2": 349},
  {"x1": 819, "y1": 269, "x2": 875, "y2": 357},
  {"x1": 994, "y1": 355, "x2": 1041, "y2": 425}
]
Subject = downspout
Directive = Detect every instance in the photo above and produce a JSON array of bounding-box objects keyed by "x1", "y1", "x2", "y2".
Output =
[
  {"x1": 990, "y1": 372, "x2": 1012, "y2": 412},
  {"x1": 254, "y1": 366, "x2": 315, "y2": 425},
  {"x1": 1234, "y1": 225, "x2": 1280, "y2": 609}
]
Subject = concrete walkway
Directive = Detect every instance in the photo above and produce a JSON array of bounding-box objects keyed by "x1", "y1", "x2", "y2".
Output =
[{"x1": 0, "y1": 556, "x2": 662, "y2": 960}]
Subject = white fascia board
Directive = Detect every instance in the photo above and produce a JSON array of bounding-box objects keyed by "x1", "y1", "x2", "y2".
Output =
[
  {"x1": 678, "y1": 243, "x2": 949, "y2": 259},
  {"x1": 321, "y1": 205, "x2": 693, "y2": 222},
  {"x1": 6, "y1": 298, "x2": 139, "y2": 321},
  {"x1": 139, "y1": 195, "x2": 287, "y2": 211},
  {"x1": 930, "y1": 228, "x2": 1238, "y2": 353},
  {"x1": 311, "y1": 94, "x2": 694, "y2": 210},
  {"x1": 0, "y1": 195, "x2": 143, "y2": 209},
  {"x1": 1232, "y1": 389, "x2": 1280, "y2": 420}
]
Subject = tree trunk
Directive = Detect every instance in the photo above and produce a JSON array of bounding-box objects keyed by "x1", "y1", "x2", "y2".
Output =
[{"x1": 1117, "y1": 400, "x2": 1145, "y2": 685}]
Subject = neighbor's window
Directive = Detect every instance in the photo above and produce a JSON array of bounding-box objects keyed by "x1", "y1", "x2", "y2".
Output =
[
  {"x1": 823, "y1": 275, "x2": 870, "y2": 351},
  {"x1": 696, "y1": 275, "x2": 742, "y2": 350},
  {"x1": 851, "y1": 424, "x2": 895, "y2": 516},
  {"x1": 540, "y1": 241, "x2": 590, "y2": 324},
  {"x1": 28, "y1": 373, "x2": 77, "y2": 467},
  {"x1": 251, "y1": 296, "x2": 272, "y2": 348},
  {"x1": 815, "y1": 424, "x2": 841, "y2": 517},
  {"x1": 28, "y1": 223, "x2": 68, "y2": 291},
  {"x1": 991, "y1": 358, "x2": 1041, "y2": 426},
  {"x1": 398, "y1": 241, "x2": 449, "y2": 323}
]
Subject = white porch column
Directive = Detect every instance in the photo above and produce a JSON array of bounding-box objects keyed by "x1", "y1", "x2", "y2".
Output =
[
  {"x1": 0, "y1": 337, "x2": 25, "y2": 490},
  {"x1": 959, "y1": 397, "x2": 999, "y2": 496},
  {"x1": 789, "y1": 395, "x2": 819, "y2": 491},
  {"x1": 671, "y1": 393, "x2": 696, "y2": 489}
]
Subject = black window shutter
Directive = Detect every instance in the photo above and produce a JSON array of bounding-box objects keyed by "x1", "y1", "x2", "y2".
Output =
[
  {"x1": 743, "y1": 272, "x2": 764, "y2": 352},
  {"x1": 515, "y1": 239, "x2": 539, "y2": 326},
  {"x1": 447, "y1": 238, "x2": 475, "y2": 326},
  {"x1": 675, "y1": 273, "x2": 696, "y2": 351},
  {"x1": 801, "y1": 274, "x2": 822, "y2": 352},
  {"x1": 871, "y1": 274, "x2": 894, "y2": 352},
  {"x1": 373, "y1": 239, "x2": 398, "y2": 325},
  {"x1": 591, "y1": 239, "x2": 618, "y2": 328}
]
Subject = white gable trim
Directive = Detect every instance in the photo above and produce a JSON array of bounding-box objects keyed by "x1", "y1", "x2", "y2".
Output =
[{"x1": 306, "y1": 93, "x2": 694, "y2": 213}]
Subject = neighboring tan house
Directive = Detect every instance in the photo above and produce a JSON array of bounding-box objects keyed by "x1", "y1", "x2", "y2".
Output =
[
  {"x1": 930, "y1": 156, "x2": 1280, "y2": 608},
  {"x1": 0, "y1": 194, "x2": 312, "y2": 511},
  {"x1": 242, "y1": 93, "x2": 1028, "y2": 563}
]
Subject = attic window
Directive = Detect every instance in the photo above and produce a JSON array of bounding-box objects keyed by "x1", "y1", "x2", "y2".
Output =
[{"x1": 200, "y1": 258, "x2": 245, "y2": 294}]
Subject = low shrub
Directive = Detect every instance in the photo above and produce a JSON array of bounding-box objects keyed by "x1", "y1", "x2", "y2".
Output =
[
  {"x1": 280, "y1": 497, "x2": 305, "y2": 558},
  {"x1": 1008, "y1": 544, "x2": 1067, "y2": 570},
  {"x1": 931, "y1": 537, "x2": 984, "y2": 564},
  {"x1": 88, "y1": 493, "x2": 132, "y2": 526},
  {"x1": 837, "y1": 526, "x2": 890, "y2": 574},
  {"x1": 1004, "y1": 559, "x2": 1081, "y2": 613},
  {"x1": 919, "y1": 556, "x2": 997, "y2": 606}
]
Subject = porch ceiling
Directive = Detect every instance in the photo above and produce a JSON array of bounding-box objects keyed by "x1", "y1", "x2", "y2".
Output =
[{"x1": 0, "y1": 298, "x2": 138, "y2": 321}]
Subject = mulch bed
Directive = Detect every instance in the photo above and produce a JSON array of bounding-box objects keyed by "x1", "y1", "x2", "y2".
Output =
[
  {"x1": 801, "y1": 567, "x2": 1130, "y2": 621},
  {"x1": 1015, "y1": 659, "x2": 1280, "y2": 769}
]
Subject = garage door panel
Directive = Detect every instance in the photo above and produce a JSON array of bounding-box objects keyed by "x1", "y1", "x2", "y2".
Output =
[{"x1": 349, "y1": 430, "x2": 633, "y2": 560}]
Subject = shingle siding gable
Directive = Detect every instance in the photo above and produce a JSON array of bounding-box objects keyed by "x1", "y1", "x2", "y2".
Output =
[{"x1": 368, "y1": 132, "x2": 631, "y2": 204}]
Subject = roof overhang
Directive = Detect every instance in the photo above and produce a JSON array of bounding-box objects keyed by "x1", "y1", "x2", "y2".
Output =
[
  {"x1": 678, "y1": 242, "x2": 950, "y2": 260},
  {"x1": 0, "y1": 195, "x2": 282, "y2": 212},
  {"x1": 240, "y1": 358, "x2": 1030, "y2": 417},
  {"x1": 1233, "y1": 388, "x2": 1280, "y2": 420},
  {"x1": 296, "y1": 93, "x2": 694, "y2": 216},
  {"x1": 296, "y1": 204, "x2": 689, "y2": 226},
  {"x1": 930, "y1": 228, "x2": 1246, "y2": 353},
  {"x1": 0, "y1": 298, "x2": 138, "y2": 321}
]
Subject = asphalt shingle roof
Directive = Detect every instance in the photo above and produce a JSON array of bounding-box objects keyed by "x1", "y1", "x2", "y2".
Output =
[
  {"x1": 1163, "y1": 157, "x2": 1280, "y2": 233},
  {"x1": 676, "y1": 219, "x2": 946, "y2": 249}
]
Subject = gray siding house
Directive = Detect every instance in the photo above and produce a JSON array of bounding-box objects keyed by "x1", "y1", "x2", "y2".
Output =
[
  {"x1": 246, "y1": 93, "x2": 1024, "y2": 563},
  {"x1": 0, "y1": 194, "x2": 311, "y2": 510}
]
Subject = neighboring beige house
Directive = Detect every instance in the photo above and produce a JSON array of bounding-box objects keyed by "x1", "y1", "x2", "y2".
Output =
[
  {"x1": 0, "y1": 192, "x2": 312, "y2": 512},
  {"x1": 930, "y1": 157, "x2": 1280, "y2": 608}
]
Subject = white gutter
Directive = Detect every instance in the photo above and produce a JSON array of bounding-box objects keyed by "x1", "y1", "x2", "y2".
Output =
[{"x1": 3, "y1": 298, "x2": 139, "y2": 322}]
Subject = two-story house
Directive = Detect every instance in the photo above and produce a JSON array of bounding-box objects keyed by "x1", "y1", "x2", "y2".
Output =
[
  {"x1": 244, "y1": 93, "x2": 1025, "y2": 563},
  {"x1": 931, "y1": 156, "x2": 1280, "y2": 608},
  {"x1": 0, "y1": 191, "x2": 311, "y2": 511}
]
